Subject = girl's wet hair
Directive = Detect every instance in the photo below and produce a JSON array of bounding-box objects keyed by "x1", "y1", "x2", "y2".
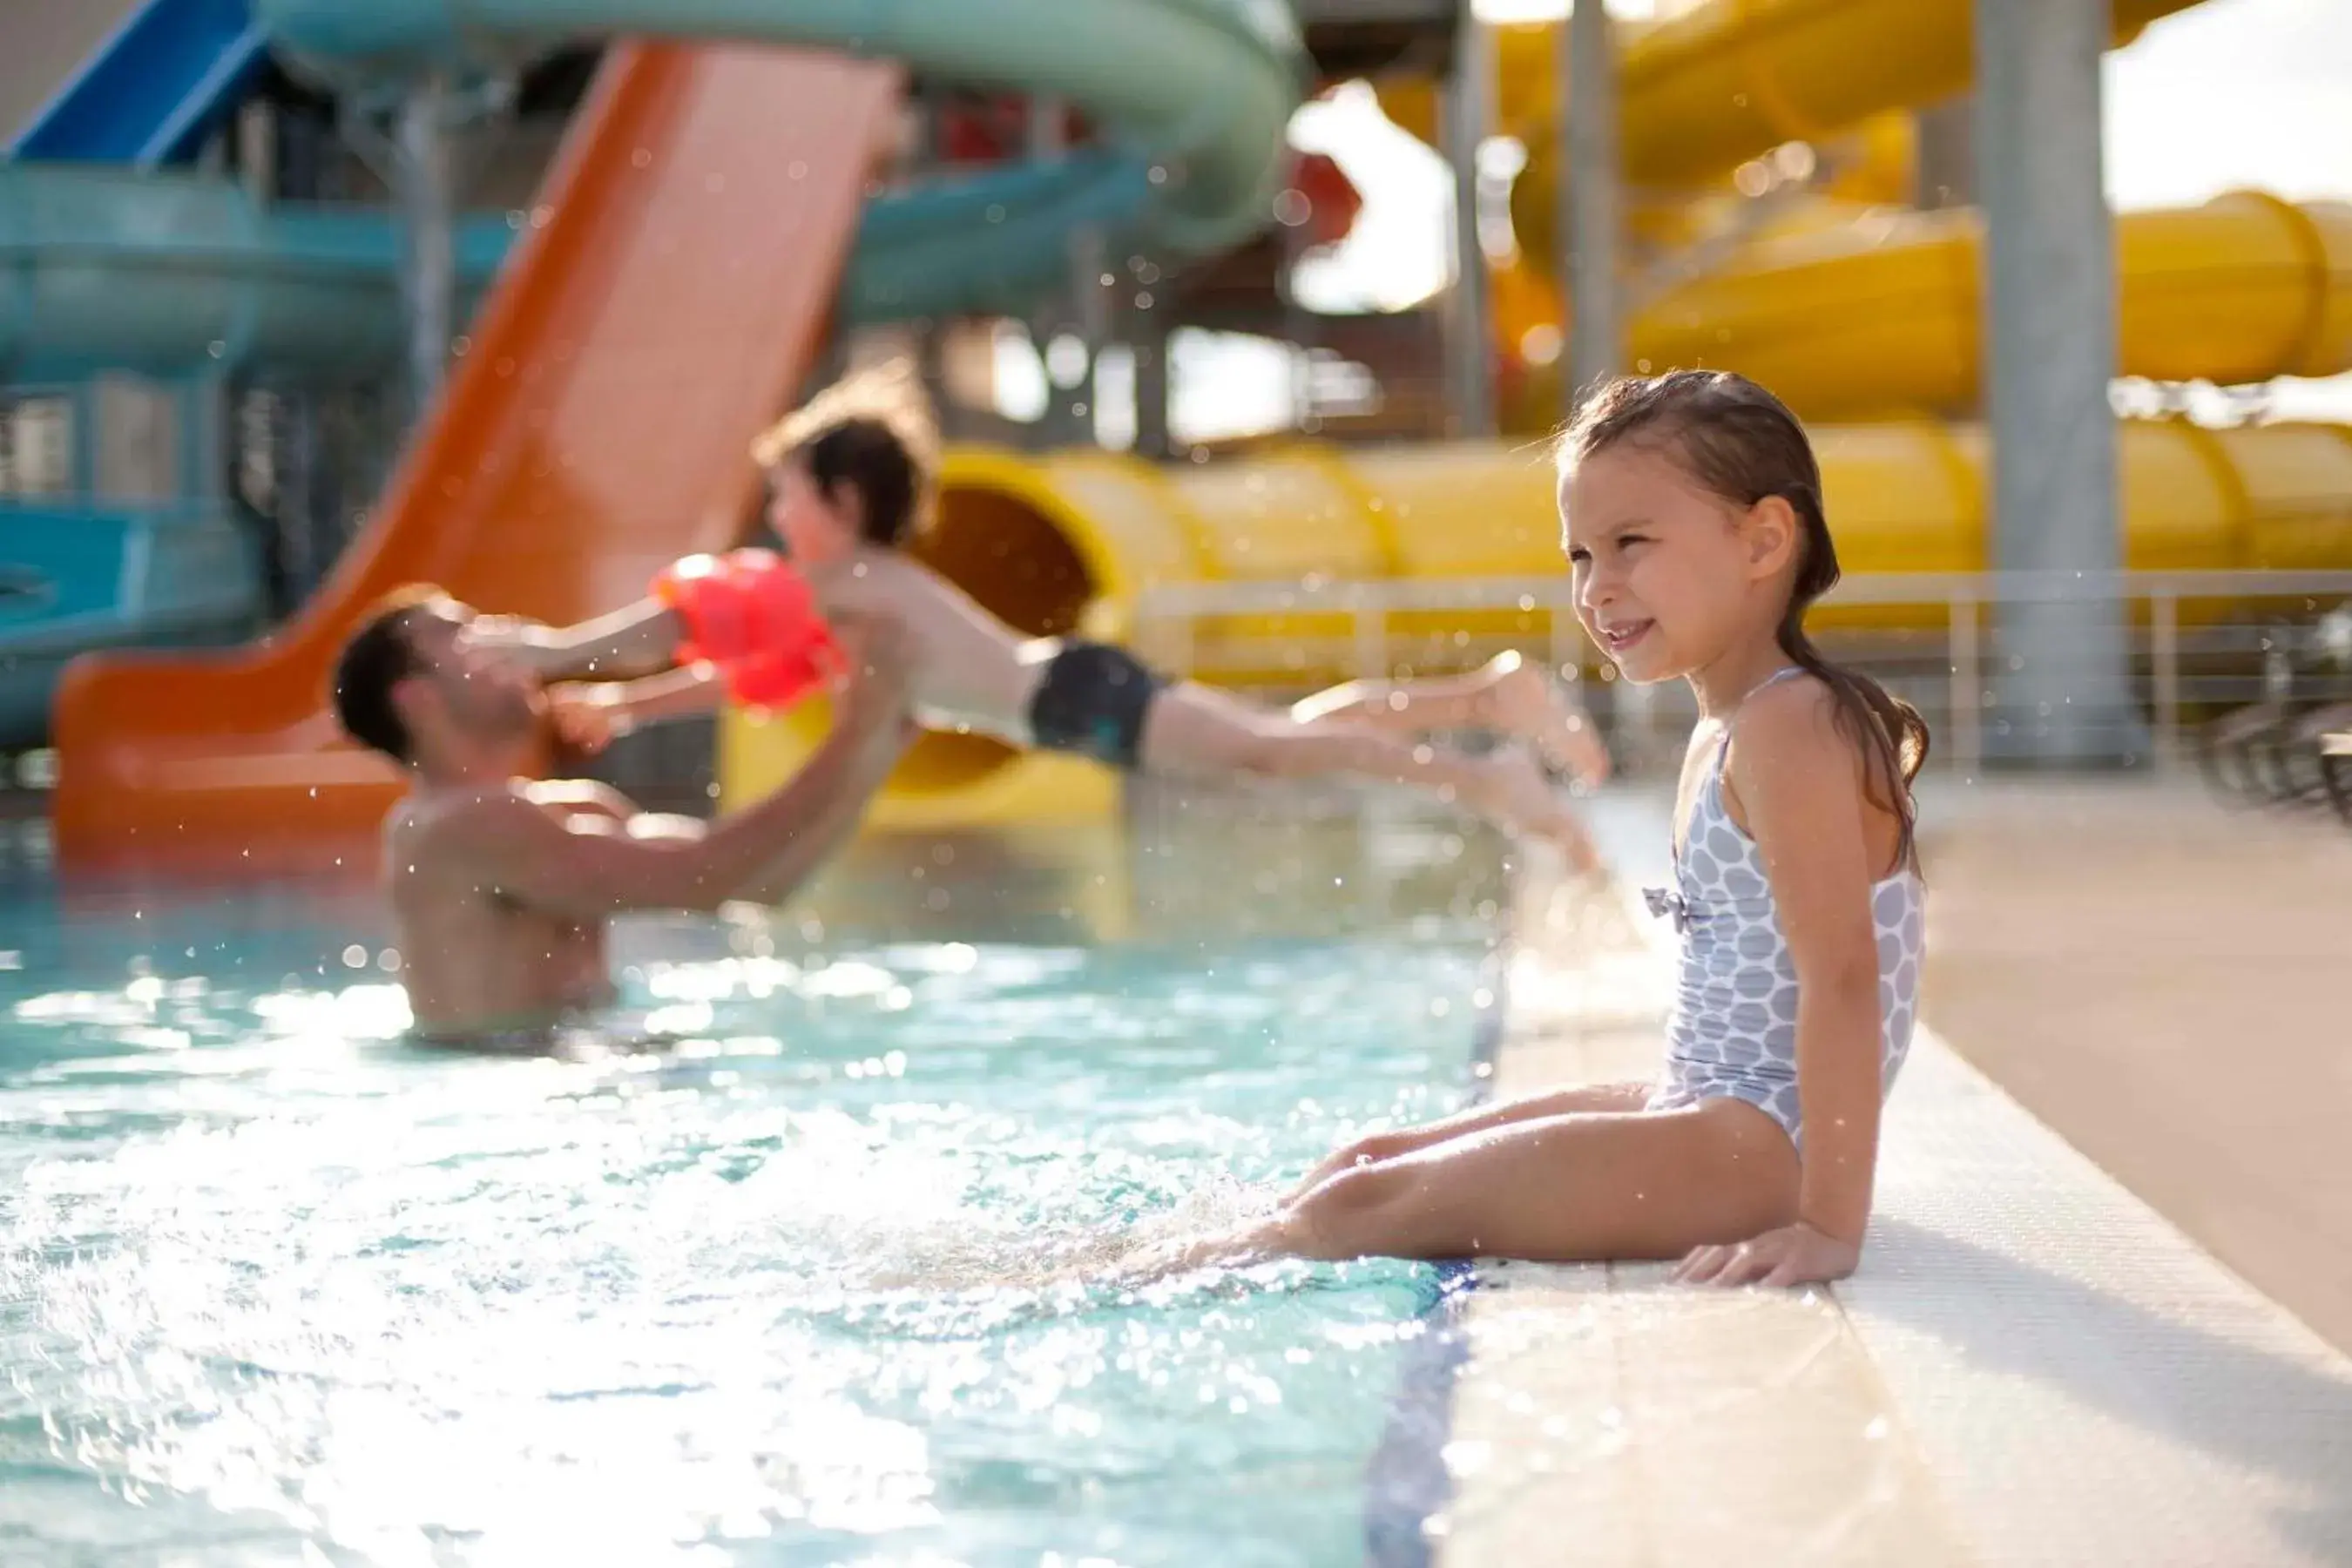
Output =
[
  {"x1": 1559, "y1": 369, "x2": 1931, "y2": 869},
  {"x1": 749, "y1": 359, "x2": 941, "y2": 548}
]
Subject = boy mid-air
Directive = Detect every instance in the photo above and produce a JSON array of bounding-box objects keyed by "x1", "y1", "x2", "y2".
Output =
[{"x1": 466, "y1": 366, "x2": 1607, "y2": 858}]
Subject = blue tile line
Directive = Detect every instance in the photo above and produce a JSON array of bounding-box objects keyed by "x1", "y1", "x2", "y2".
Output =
[{"x1": 1360, "y1": 896, "x2": 1516, "y2": 1568}]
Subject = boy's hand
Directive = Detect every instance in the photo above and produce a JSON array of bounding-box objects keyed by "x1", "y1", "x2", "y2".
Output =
[{"x1": 548, "y1": 682, "x2": 632, "y2": 755}]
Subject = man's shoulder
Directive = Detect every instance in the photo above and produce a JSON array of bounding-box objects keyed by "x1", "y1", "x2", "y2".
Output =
[{"x1": 393, "y1": 780, "x2": 546, "y2": 860}]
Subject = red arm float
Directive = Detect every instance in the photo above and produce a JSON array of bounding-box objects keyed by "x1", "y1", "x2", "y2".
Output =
[{"x1": 652, "y1": 548, "x2": 842, "y2": 713}]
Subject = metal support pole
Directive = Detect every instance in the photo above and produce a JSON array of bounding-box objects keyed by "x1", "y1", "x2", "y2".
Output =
[
  {"x1": 1443, "y1": 10, "x2": 1494, "y2": 437},
  {"x1": 1563, "y1": 0, "x2": 1624, "y2": 402},
  {"x1": 2151, "y1": 589, "x2": 2181, "y2": 767},
  {"x1": 178, "y1": 378, "x2": 227, "y2": 504},
  {"x1": 1976, "y1": 0, "x2": 2146, "y2": 767},
  {"x1": 1028, "y1": 96, "x2": 1065, "y2": 444},
  {"x1": 1949, "y1": 591, "x2": 1982, "y2": 776},
  {"x1": 1065, "y1": 224, "x2": 1109, "y2": 447},
  {"x1": 394, "y1": 76, "x2": 457, "y2": 414},
  {"x1": 1132, "y1": 291, "x2": 1173, "y2": 460}
]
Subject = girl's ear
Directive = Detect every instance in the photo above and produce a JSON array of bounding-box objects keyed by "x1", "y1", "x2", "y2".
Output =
[{"x1": 1743, "y1": 495, "x2": 1801, "y2": 580}]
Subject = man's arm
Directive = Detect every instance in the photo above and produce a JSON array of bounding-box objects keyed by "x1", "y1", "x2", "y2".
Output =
[
  {"x1": 449, "y1": 618, "x2": 915, "y2": 918},
  {"x1": 733, "y1": 713, "x2": 914, "y2": 906},
  {"x1": 727, "y1": 608, "x2": 923, "y2": 904}
]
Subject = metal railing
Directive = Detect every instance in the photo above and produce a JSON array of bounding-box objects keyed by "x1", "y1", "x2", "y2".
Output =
[{"x1": 1132, "y1": 569, "x2": 2352, "y2": 774}]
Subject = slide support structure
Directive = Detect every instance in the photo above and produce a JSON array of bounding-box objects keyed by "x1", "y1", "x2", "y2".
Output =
[
  {"x1": 1564, "y1": 0, "x2": 1624, "y2": 401},
  {"x1": 1444, "y1": 8, "x2": 1494, "y2": 438},
  {"x1": 394, "y1": 72, "x2": 458, "y2": 412},
  {"x1": 1977, "y1": 0, "x2": 2146, "y2": 767}
]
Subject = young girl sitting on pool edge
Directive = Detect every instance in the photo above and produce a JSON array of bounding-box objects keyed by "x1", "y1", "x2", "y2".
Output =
[
  {"x1": 470, "y1": 362, "x2": 1609, "y2": 858},
  {"x1": 1150, "y1": 369, "x2": 1929, "y2": 1288}
]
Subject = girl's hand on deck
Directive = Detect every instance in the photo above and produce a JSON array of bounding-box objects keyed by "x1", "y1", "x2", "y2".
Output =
[{"x1": 1672, "y1": 1220, "x2": 1859, "y2": 1289}]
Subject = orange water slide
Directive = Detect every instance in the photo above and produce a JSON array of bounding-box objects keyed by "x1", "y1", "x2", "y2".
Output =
[{"x1": 51, "y1": 43, "x2": 902, "y2": 869}]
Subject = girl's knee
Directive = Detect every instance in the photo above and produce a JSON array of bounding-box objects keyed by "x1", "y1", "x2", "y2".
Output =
[
  {"x1": 1287, "y1": 1159, "x2": 1417, "y2": 1259},
  {"x1": 1338, "y1": 1131, "x2": 1409, "y2": 1171}
]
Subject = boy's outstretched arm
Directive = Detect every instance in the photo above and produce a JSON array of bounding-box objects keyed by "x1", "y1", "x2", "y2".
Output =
[
  {"x1": 469, "y1": 598, "x2": 686, "y2": 680},
  {"x1": 614, "y1": 663, "x2": 727, "y2": 730},
  {"x1": 548, "y1": 663, "x2": 724, "y2": 754}
]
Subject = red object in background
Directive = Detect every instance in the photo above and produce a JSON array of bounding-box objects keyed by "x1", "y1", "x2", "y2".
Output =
[
  {"x1": 932, "y1": 95, "x2": 1361, "y2": 251},
  {"x1": 936, "y1": 94, "x2": 1089, "y2": 163},
  {"x1": 1289, "y1": 150, "x2": 1362, "y2": 248}
]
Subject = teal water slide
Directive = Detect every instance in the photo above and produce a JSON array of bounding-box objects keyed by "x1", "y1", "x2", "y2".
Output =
[{"x1": 0, "y1": 0, "x2": 1303, "y2": 743}]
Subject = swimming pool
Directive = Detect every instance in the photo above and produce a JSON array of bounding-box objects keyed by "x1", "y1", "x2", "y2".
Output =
[{"x1": 0, "y1": 806, "x2": 1512, "y2": 1565}]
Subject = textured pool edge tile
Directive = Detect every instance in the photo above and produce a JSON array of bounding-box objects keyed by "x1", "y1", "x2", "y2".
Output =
[
  {"x1": 1435, "y1": 792, "x2": 2352, "y2": 1567},
  {"x1": 1846, "y1": 1037, "x2": 2352, "y2": 1568}
]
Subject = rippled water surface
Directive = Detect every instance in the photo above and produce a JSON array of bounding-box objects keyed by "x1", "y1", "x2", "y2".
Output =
[{"x1": 0, "y1": 815, "x2": 1508, "y2": 1565}]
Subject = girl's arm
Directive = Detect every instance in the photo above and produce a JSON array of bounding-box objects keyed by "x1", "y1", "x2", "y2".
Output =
[{"x1": 1681, "y1": 679, "x2": 1888, "y2": 1288}]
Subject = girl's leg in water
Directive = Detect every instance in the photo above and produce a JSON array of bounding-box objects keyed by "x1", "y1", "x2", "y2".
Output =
[
  {"x1": 1137, "y1": 679, "x2": 1598, "y2": 866},
  {"x1": 1152, "y1": 1099, "x2": 1795, "y2": 1271},
  {"x1": 1288, "y1": 651, "x2": 1612, "y2": 790}
]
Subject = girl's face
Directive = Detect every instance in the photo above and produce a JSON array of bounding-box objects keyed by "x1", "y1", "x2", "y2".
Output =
[
  {"x1": 1561, "y1": 443, "x2": 1788, "y2": 686},
  {"x1": 764, "y1": 459, "x2": 858, "y2": 566}
]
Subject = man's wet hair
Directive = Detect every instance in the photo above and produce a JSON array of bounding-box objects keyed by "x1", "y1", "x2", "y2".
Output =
[{"x1": 332, "y1": 585, "x2": 445, "y2": 763}]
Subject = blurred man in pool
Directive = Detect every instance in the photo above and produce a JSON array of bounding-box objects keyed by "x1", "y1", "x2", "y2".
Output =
[{"x1": 329, "y1": 586, "x2": 916, "y2": 1042}]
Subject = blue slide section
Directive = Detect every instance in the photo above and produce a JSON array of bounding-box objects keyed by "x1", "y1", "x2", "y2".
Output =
[
  {"x1": 1, "y1": 0, "x2": 280, "y2": 747},
  {"x1": 9, "y1": 0, "x2": 272, "y2": 168}
]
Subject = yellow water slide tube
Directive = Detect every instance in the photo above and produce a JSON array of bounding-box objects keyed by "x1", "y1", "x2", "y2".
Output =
[
  {"x1": 1383, "y1": 1, "x2": 2200, "y2": 247},
  {"x1": 1375, "y1": 3, "x2": 2352, "y2": 428},
  {"x1": 722, "y1": 421, "x2": 2352, "y2": 821},
  {"x1": 1507, "y1": 191, "x2": 2352, "y2": 423}
]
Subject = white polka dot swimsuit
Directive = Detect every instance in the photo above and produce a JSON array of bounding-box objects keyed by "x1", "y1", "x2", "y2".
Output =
[{"x1": 1643, "y1": 668, "x2": 1926, "y2": 1150}]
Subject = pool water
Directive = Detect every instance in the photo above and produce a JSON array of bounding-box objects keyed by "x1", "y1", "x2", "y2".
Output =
[{"x1": 0, "y1": 812, "x2": 1511, "y2": 1565}]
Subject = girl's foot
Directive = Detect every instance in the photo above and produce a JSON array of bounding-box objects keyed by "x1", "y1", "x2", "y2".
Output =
[
  {"x1": 1478, "y1": 652, "x2": 1612, "y2": 791},
  {"x1": 1111, "y1": 1219, "x2": 1282, "y2": 1283}
]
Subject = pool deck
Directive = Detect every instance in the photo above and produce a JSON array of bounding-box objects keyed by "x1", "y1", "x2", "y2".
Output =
[
  {"x1": 1432, "y1": 782, "x2": 2352, "y2": 1567},
  {"x1": 1914, "y1": 777, "x2": 2352, "y2": 1356}
]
